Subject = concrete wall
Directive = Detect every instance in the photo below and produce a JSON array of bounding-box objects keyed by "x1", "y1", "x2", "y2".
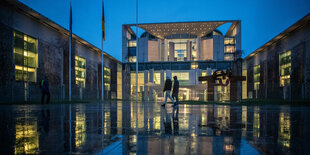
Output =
[
  {"x1": 201, "y1": 38, "x2": 213, "y2": 60},
  {"x1": 148, "y1": 40, "x2": 159, "y2": 62}
]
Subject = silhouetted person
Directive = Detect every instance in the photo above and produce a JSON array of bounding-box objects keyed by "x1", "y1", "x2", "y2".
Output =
[
  {"x1": 162, "y1": 106, "x2": 172, "y2": 134},
  {"x1": 172, "y1": 106, "x2": 179, "y2": 135},
  {"x1": 162, "y1": 75, "x2": 176, "y2": 107},
  {"x1": 40, "y1": 75, "x2": 50, "y2": 104},
  {"x1": 172, "y1": 76, "x2": 179, "y2": 107}
]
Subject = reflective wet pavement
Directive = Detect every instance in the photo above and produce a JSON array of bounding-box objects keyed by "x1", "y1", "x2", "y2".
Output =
[{"x1": 0, "y1": 102, "x2": 310, "y2": 154}]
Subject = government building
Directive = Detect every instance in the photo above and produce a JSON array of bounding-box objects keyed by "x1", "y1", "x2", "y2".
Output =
[{"x1": 122, "y1": 21, "x2": 243, "y2": 101}]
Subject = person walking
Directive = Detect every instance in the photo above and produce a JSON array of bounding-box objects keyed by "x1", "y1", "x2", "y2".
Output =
[
  {"x1": 40, "y1": 75, "x2": 50, "y2": 104},
  {"x1": 172, "y1": 76, "x2": 179, "y2": 107},
  {"x1": 162, "y1": 75, "x2": 176, "y2": 107}
]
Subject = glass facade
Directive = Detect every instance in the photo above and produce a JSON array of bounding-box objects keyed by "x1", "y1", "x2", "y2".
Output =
[
  {"x1": 167, "y1": 38, "x2": 196, "y2": 61},
  {"x1": 13, "y1": 31, "x2": 38, "y2": 82},
  {"x1": 279, "y1": 50, "x2": 291, "y2": 87},
  {"x1": 254, "y1": 65, "x2": 260, "y2": 90},
  {"x1": 242, "y1": 69, "x2": 247, "y2": 99},
  {"x1": 171, "y1": 71, "x2": 189, "y2": 86},
  {"x1": 201, "y1": 71, "x2": 207, "y2": 84},
  {"x1": 117, "y1": 64, "x2": 122, "y2": 99},
  {"x1": 154, "y1": 72, "x2": 161, "y2": 84},
  {"x1": 130, "y1": 72, "x2": 144, "y2": 100},
  {"x1": 75, "y1": 56, "x2": 86, "y2": 88},
  {"x1": 104, "y1": 67, "x2": 111, "y2": 91}
]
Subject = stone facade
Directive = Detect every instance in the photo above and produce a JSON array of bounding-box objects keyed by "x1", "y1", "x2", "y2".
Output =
[
  {"x1": 243, "y1": 14, "x2": 310, "y2": 100},
  {"x1": 0, "y1": 1, "x2": 120, "y2": 102}
]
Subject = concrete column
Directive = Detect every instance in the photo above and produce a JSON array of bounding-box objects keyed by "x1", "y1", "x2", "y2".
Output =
[
  {"x1": 186, "y1": 41, "x2": 192, "y2": 61},
  {"x1": 149, "y1": 69, "x2": 154, "y2": 101},
  {"x1": 197, "y1": 37, "x2": 201, "y2": 60},
  {"x1": 144, "y1": 70, "x2": 149, "y2": 101},
  {"x1": 158, "y1": 40, "x2": 161, "y2": 61},
  {"x1": 122, "y1": 64, "x2": 131, "y2": 100},
  {"x1": 160, "y1": 70, "x2": 165, "y2": 85},
  {"x1": 169, "y1": 42, "x2": 175, "y2": 61},
  {"x1": 213, "y1": 69, "x2": 218, "y2": 101},
  {"x1": 166, "y1": 70, "x2": 172, "y2": 79},
  {"x1": 164, "y1": 39, "x2": 168, "y2": 61}
]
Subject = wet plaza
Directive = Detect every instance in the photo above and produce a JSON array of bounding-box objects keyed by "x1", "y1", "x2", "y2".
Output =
[{"x1": 0, "y1": 101, "x2": 310, "y2": 154}]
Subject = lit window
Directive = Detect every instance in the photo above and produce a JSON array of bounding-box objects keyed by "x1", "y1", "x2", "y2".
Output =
[
  {"x1": 14, "y1": 31, "x2": 38, "y2": 82},
  {"x1": 104, "y1": 67, "x2": 111, "y2": 91},
  {"x1": 224, "y1": 54, "x2": 234, "y2": 61},
  {"x1": 279, "y1": 50, "x2": 291, "y2": 87},
  {"x1": 254, "y1": 65, "x2": 260, "y2": 90},
  {"x1": 242, "y1": 70, "x2": 247, "y2": 99},
  {"x1": 154, "y1": 72, "x2": 161, "y2": 84},
  {"x1": 224, "y1": 37, "x2": 235, "y2": 45},
  {"x1": 202, "y1": 71, "x2": 207, "y2": 84},
  {"x1": 191, "y1": 62, "x2": 198, "y2": 69},
  {"x1": 128, "y1": 40, "x2": 136, "y2": 47},
  {"x1": 75, "y1": 56, "x2": 86, "y2": 88},
  {"x1": 171, "y1": 71, "x2": 189, "y2": 85},
  {"x1": 128, "y1": 56, "x2": 136, "y2": 62},
  {"x1": 224, "y1": 46, "x2": 235, "y2": 53}
]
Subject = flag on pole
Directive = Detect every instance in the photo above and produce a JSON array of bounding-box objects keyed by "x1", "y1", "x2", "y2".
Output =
[{"x1": 102, "y1": 0, "x2": 105, "y2": 41}]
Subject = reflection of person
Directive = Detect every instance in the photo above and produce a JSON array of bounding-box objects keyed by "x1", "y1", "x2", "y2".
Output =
[
  {"x1": 162, "y1": 75, "x2": 176, "y2": 107},
  {"x1": 39, "y1": 109, "x2": 50, "y2": 135},
  {"x1": 40, "y1": 75, "x2": 50, "y2": 104},
  {"x1": 162, "y1": 106, "x2": 172, "y2": 134},
  {"x1": 172, "y1": 106, "x2": 179, "y2": 135},
  {"x1": 172, "y1": 76, "x2": 179, "y2": 107}
]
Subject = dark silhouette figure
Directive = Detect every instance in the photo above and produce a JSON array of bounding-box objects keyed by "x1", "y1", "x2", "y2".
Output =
[
  {"x1": 162, "y1": 75, "x2": 176, "y2": 107},
  {"x1": 40, "y1": 75, "x2": 50, "y2": 104},
  {"x1": 162, "y1": 106, "x2": 172, "y2": 134},
  {"x1": 172, "y1": 106, "x2": 179, "y2": 135},
  {"x1": 172, "y1": 76, "x2": 179, "y2": 107}
]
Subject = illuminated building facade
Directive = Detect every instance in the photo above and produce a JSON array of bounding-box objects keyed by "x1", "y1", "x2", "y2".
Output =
[
  {"x1": 243, "y1": 13, "x2": 310, "y2": 100},
  {"x1": 0, "y1": 0, "x2": 122, "y2": 102},
  {"x1": 122, "y1": 20, "x2": 242, "y2": 101}
]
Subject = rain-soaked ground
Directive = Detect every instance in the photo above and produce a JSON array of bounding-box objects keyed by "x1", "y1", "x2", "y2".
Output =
[{"x1": 0, "y1": 101, "x2": 310, "y2": 154}]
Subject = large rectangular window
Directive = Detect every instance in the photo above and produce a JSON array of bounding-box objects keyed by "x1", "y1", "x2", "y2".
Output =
[
  {"x1": 172, "y1": 71, "x2": 189, "y2": 85},
  {"x1": 13, "y1": 31, "x2": 38, "y2": 82},
  {"x1": 279, "y1": 50, "x2": 291, "y2": 87},
  {"x1": 104, "y1": 67, "x2": 111, "y2": 91},
  {"x1": 154, "y1": 72, "x2": 161, "y2": 84},
  {"x1": 201, "y1": 71, "x2": 207, "y2": 84},
  {"x1": 242, "y1": 69, "x2": 247, "y2": 99},
  {"x1": 254, "y1": 65, "x2": 260, "y2": 90},
  {"x1": 75, "y1": 56, "x2": 86, "y2": 88},
  {"x1": 117, "y1": 64, "x2": 122, "y2": 99}
]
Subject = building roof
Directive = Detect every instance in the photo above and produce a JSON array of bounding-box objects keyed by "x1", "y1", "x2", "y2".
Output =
[
  {"x1": 124, "y1": 20, "x2": 240, "y2": 39},
  {"x1": 5, "y1": 0, "x2": 120, "y2": 63},
  {"x1": 245, "y1": 13, "x2": 310, "y2": 60}
]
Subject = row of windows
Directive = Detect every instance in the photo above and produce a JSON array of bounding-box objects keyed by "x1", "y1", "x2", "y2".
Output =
[
  {"x1": 253, "y1": 50, "x2": 291, "y2": 89},
  {"x1": 13, "y1": 30, "x2": 111, "y2": 90}
]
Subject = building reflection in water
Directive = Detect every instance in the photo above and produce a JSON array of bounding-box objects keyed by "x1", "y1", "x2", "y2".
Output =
[
  {"x1": 278, "y1": 107, "x2": 290, "y2": 149},
  {"x1": 14, "y1": 113, "x2": 39, "y2": 154},
  {"x1": 75, "y1": 107, "x2": 86, "y2": 148},
  {"x1": 1, "y1": 102, "x2": 310, "y2": 154}
]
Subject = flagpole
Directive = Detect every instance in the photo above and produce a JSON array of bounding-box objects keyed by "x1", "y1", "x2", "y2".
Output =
[
  {"x1": 135, "y1": 0, "x2": 138, "y2": 103},
  {"x1": 69, "y1": 0, "x2": 72, "y2": 101},
  {"x1": 101, "y1": 41, "x2": 104, "y2": 101},
  {"x1": 101, "y1": 0, "x2": 104, "y2": 101}
]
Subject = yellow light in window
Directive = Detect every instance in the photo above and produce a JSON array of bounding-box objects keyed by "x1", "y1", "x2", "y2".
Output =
[{"x1": 15, "y1": 65, "x2": 36, "y2": 72}]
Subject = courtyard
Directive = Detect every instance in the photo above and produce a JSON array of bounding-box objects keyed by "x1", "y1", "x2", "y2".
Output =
[{"x1": 1, "y1": 101, "x2": 309, "y2": 154}]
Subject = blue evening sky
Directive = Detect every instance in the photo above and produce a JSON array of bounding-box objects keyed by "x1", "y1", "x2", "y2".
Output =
[{"x1": 19, "y1": 0, "x2": 310, "y2": 61}]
